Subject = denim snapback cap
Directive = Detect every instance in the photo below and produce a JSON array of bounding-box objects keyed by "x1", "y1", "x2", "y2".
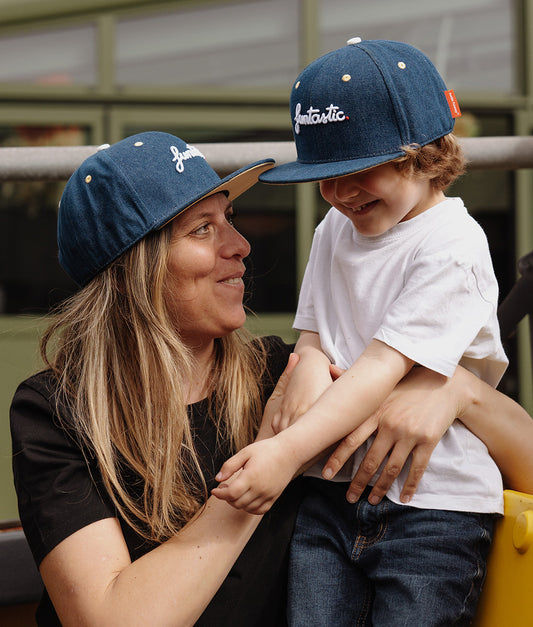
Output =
[
  {"x1": 260, "y1": 38, "x2": 461, "y2": 184},
  {"x1": 58, "y1": 131, "x2": 274, "y2": 286}
]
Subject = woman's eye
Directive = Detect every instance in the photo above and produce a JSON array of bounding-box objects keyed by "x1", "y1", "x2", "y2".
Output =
[{"x1": 193, "y1": 223, "x2": 210, "y2": 235}]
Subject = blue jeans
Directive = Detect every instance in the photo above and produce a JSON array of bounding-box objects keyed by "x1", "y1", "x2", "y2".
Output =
[{"x1": 288, "y1": 479, "x2": 495, "y2": 626}]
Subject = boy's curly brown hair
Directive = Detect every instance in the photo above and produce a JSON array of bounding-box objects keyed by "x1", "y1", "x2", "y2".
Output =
[{"x1": 395, "y1": 133, "x2": 466, "y2": 191}]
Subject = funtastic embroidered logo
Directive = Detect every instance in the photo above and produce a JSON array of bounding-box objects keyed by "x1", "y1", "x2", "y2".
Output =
[
  {"x1": 170, "y1": 144, "x2": 205, "y2": 173},
  {"x1": 293, "y1": 103, "x2": 348, "y2": 134}
]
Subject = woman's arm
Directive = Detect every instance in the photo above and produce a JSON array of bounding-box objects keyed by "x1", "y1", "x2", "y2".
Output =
[
  {"x1": 453, "y1": 365, "x2": 533, "y2": 494},
  {"x1": 38, "y1": 354, "x2": 300, "y2": 626},
  {"x1": 40, "y1": 499, "x2": 261, "y2": 627},
  {"x1": 324, "y1": 365, "x2": 533, "y2": 505}
]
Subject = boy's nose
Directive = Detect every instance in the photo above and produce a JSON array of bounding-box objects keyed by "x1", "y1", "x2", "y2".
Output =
[{"x1": 334, "y1": 177, "x2": 361, "y2": 202}]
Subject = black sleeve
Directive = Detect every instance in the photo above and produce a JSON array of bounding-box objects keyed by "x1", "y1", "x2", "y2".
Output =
[{"x1": 10, "y1": 373, "x2": 116, "y2": 567}]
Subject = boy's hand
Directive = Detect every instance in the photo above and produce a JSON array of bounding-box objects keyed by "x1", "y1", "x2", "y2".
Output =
[{"x1": 211, "y1": 437, "x2": 298, "y2": 515}]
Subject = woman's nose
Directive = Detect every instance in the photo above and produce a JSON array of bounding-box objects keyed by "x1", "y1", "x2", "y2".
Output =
[{"x1": 223, "y1": 223, "x2": 251, "y2": 259}]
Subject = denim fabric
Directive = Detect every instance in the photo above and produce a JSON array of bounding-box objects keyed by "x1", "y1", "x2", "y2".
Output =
[
  {"x1": 288, "y1": 479, "x2": 495, "y2": 627},
  {"x1": 260, "y1": 39, "x2": 456, "y2": 184},
  {"x1": 58, "y1": 132, "x2": 273, "y2": 286}
]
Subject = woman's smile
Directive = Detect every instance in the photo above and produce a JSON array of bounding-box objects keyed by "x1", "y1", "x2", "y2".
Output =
[{"x1": 166, "y1": 192, "x2": 251, "y2": 349}]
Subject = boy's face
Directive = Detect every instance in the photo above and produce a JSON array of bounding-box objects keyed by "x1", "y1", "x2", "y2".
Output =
[{"x1": 319, "y1": 162, "x2": 445, "y2": 237}]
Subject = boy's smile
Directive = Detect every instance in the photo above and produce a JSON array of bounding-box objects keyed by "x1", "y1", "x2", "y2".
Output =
[{"x1": 319, "y1": 162, "x2": 445, "y2": 237}]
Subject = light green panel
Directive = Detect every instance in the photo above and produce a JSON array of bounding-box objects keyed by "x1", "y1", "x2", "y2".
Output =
[
  {"x1": 245, "y1": 312, "x2": 298, "y2": 345},
  {"x1": 107, "y1": 105, "x2": 289, "y2": 144},
  {"x1": 0, "y1": 316, "x2": 46, "y2": 521}
]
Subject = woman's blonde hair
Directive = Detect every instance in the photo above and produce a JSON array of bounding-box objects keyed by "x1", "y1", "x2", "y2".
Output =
[
  {"x1": 41, "y1": 224, "x2": 267, "y2": 542},
  {"x1": 396, "y1": 133, "x2": 466, "y2": 191}
]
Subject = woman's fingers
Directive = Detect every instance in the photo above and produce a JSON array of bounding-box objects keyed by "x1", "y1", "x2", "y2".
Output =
[
  {"x1": 270, "y1": 353, "x2": 300, "y2": 400},
  {"x1": 265, "y1": 353, "x2": 300, "y2": 435},
  {"x1": 397, "y1": 442, "x2": 435, "y2": 503},
  {"x1": 346, "y1": 436, "x2": 437, "y2": 505},
  {"x1": 358, "y1": 440, "x2": 414, "y2": 505},
  {"x1": 344, "y1": 430, "x2": 396, "y2": 503},
  {"x1": 322, "y1": 415, "x2": 378, "y2": 479}
]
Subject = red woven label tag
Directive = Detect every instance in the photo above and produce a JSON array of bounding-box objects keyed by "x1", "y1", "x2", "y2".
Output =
[{"x1": 445, "y1": 89, "x2": 461, "y2": 118}]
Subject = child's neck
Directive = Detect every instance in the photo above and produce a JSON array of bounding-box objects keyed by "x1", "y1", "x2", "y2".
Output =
[{"x1": 401, "y1": 190, "x2": 446, "y2": 223}]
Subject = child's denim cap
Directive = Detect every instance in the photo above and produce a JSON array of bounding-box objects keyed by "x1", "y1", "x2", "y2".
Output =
[
  {"x1": 260, "y1": 38, "x2": 461, "y2": 184},
  {"x1": 58, "y1": 131, "x2": 274, "y2": 286}
]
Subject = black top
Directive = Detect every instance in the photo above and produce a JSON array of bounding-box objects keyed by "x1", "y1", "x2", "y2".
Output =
[{"x1": 11, "y1": 336, "x2": 303, "y2": 626}]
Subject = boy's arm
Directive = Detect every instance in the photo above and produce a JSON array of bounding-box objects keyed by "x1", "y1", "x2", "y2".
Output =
[
  {"x1": 271, "y1": 339, "x2": 415, "y2": 473},
  {"x1": 213, "y1": 340, "x2": 414, "y2": 513},
  {"x1": 272, "y1": 330, "x2": 332, "y2": 433}
]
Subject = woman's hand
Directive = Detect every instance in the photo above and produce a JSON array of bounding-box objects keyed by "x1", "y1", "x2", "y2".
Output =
[
  {"x1": 271, "y1": 331, "x2": 332, "y2": 434},
  {"x1": 256, "y1": 352, "x2": 300, "y2": 441},
  {"x1": 323, "y1": 366, "x2": 459, "y2": 505}
]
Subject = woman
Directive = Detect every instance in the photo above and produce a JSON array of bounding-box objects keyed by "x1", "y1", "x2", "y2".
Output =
[
  {"x1": 10, "y1": 131, "x2": 533, "y2": 626},
  {"x1": 11, "y1": 132, "x2": 299, "y2": 626}
]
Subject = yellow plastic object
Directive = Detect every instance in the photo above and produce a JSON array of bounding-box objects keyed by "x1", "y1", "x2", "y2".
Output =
[{"x1": 473, "y1": 490, "x2": 533, "y2": 626}]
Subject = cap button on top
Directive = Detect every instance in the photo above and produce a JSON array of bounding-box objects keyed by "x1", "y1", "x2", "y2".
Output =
[{"x1": 346, "y1": 37, "x2": 362, "y2": 46}]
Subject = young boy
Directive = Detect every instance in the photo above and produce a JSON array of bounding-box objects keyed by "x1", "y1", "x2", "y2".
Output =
[{"x1": 213, "y1": 38, "x2": 507, "y2": 624}]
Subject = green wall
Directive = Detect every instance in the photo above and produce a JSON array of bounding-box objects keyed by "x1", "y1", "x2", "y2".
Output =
[{"x1": 0, "y1": 316, "x2": 45, "y2": 521}]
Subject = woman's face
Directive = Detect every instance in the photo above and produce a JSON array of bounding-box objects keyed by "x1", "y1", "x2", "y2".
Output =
[{"x1": 166, "y1": 192, "x2": 251, "y2": 349}]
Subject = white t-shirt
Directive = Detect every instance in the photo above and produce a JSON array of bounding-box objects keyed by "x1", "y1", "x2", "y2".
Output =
[{"x1": 294, "y1": 197, "x2": 507, "y2": 514}]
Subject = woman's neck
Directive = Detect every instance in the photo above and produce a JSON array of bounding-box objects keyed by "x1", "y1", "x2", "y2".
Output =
[{"x1": 185, "y1": 339, "x2": 216, "y2": 404}]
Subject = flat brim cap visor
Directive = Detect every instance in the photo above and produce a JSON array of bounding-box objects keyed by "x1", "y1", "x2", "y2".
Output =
[
  {"x1": 58, "y1": 132, "x2": 274, "y2": 286},
  {"x1": 260, "y1": 39, "x2": 455, "y2": 184}
]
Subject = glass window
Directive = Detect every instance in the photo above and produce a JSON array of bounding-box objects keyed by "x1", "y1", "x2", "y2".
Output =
[
  {"x1": 0, "y1": 24, "x2": 97, "y2": 86},
  {"x1": 319, "y1": 0, "x2": 517, "y2": 94},
  {"x1": 116, "y1": 0, "x2": 299, "y2": 87},
  {"x1": 0, "y1": 125, "x2": 91, "y2": 315}
]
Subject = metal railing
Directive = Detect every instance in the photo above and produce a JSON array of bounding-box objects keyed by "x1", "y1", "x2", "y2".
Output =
[
  {"x1": 1, "y1": 135, "x2": 533, "y2": 411},
  {"x1": 1, "y1": 136, "x2": 533, "y2": 180}
]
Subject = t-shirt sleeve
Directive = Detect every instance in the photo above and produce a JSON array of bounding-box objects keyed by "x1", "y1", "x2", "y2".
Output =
[
  {"x1": 293, "y1": 223, "x2": 324, "y2": 333},
  {"x1": 374, "y1": 244, "x2": 506, "y2": 382},
  {"x1": 10, "y1": 375, "x2": 116, "y2": 566}
]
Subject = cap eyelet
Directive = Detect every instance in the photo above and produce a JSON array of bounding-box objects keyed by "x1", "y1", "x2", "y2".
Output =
[
  {"x1": 134, "y1": 141, "x2": 144, "y2": 147},
  {"x1": 85, "y1": 175, "x2": 92, "y2": 183},
  {"x1": 398, "y1": 61, "x2": 406, "y2": 69},
  {"x1": 294, "y1": 81, "x2": 300, "y2": 89},
  {"x1": 342, "y1": 74, "x2": 351, "y2": 82}
]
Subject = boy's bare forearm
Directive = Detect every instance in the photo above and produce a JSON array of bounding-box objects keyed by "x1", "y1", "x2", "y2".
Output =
[{"x1": 277, "y1": 340, "x2": 414, "y2": 468}]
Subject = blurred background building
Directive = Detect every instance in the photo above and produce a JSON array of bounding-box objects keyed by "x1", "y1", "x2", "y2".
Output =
[{"x1": 1, "y1": 0, "x2": 532, "y2": 521}]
